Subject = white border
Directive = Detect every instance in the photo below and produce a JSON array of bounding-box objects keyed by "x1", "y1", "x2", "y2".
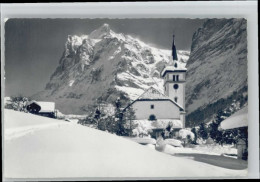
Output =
[{"x1": 1, "y1": 1, "x2": 259, "y2": 180}]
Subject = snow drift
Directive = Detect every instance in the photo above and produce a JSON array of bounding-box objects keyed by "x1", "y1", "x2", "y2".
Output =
[{"x1": 3, "y1": 109, "x2": 247, "y2": 179}]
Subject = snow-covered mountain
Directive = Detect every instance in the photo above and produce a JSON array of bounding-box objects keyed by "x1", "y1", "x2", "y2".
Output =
[
  {"x1": 32, "y1": 24, "x2": 189, "y2": 114},
  {"x1": 185, "y1": 19, "x2": 247, "y2": 125}
]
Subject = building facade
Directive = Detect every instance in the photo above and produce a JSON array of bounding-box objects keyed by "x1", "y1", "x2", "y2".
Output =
[{"x1": 123, "y1": 35, "x2": 187, "y2": 137}]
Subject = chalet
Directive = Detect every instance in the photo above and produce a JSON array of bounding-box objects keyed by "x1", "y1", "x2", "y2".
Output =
[
  {"x1": 123, "y1": 35, "x2": 187, "y2": 139},
  {"x1": 219, "y1": 105, "x2": 248, "y2": 160},
  {"x1": 26, "y1": 101, "x2": 56, "y2": 118}
]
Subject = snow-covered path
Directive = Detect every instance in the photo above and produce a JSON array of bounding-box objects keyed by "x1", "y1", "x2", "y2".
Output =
[
  {"x1": 3, "y1": 109, "x2": 247, "y2": 179},
  {"x1": 173, "y1": 153, "x2": 247, "y2": 170}
]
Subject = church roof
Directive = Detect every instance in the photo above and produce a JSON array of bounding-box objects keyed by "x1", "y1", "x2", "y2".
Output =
[
  {"x1": 123, "y1": 87, "x2": 184, "y2": 111},
  {"x1": 136, "y1": 87, "x2": 169, "y2": 100},
  {"x1": 161, "y1": 35, "x2": 187, "y2": 77},
  {"x1": 161, "y1": 63, "x2": 187, "y2": 77}
]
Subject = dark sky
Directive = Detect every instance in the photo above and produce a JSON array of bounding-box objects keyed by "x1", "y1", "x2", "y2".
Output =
[{"x1": 5, "y1": 18, "x2": 205, "y2": 97}]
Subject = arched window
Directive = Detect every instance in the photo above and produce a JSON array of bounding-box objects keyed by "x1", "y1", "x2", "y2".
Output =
[
  {"x1": 174, "y1": 97, "x2": 178, "y2": 103},
  {"x1": 149, "y1": 114, "x2": 156, "y2": 121},
  {"x1": 174, "y1": 62, "x2": 178, "y2": 68},
  {"x1": 173, "y1": 84, "x2": 179, "y2": 90}
]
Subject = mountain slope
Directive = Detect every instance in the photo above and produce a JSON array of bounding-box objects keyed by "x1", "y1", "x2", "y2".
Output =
[
  {"x1": 185, "y1": 18, "x2": 247, "y2": 126},
  {"x1": 32, "y1": 24, "x2": 189, "y2": 114}
]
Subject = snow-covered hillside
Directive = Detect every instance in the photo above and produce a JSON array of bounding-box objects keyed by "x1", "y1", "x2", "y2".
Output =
[
  {"x1": 185, "y1": 19, "x2": 247, "y2": 121},
  {"x1": 4, "y1": 109, "x2": 247, "y2": 178},
  {"x1": 32, "y1": 24, "x2": 189, "y2": 114}
]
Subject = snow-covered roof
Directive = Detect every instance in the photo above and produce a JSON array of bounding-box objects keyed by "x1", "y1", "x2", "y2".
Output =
[
  {"x1": 123, "y1": 87, "x2": 184, "y2": 111},
  {"x1": 137, "y1": 87, "x2": 169, "y2": 100},
  {"x1": 219, "y1": 106, "x2": 248, "y2": 130},
  {"x1": 27, "y1": 101, "x2": 55, "y2": 113},
  {"x1": 37, "y1": 102, "x2": 55, "y2": 113},
  {"x1": 161, "y1": 63, "x2": 187, "y2": 77}
]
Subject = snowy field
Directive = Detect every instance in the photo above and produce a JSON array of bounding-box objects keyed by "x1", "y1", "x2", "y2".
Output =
[{"x1": 3, "y1": 109, "x2": 247, "y2": 179}]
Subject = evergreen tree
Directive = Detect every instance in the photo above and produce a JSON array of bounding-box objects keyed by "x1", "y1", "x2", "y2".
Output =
[
  {"x1": 78, "y1": 108, "x2": 97, "y2": 126},
  {"x1": 94, "y1": 108, "x2": 101, "y2": 120},
  {"x1": 114, "y1": 97, "x2": 125, "y2": 136},
  {"x1": 123, "y1": 106, "x2": 137, "y2": 136},
  {"x1": 237, "y1": 127, "x2": 248, "y2": 147},
  {"x1": 198, "y1": 123, "x2": 208, "y2": 140},
  {"x1": 94, "y1": 108, "x2": 101, "y2": 128},
  {"x1": 78, "y1": 97, "x2": 138, "y2": 137},
  {"x1": 105, "y1": 115, "x2": 117, "y2": 133},
  {"x1": 113, "y1": 97, "x2": 137, "y2": 136},
  {"x1": 210, "y1": 109, "x2": 236, "y2": 145},
  {"x1": 209, "y1": 113, "x2": 224, "y2": 144},
  {"x1": 191, "y1": 127, "x2": 198, "y2": 144}
]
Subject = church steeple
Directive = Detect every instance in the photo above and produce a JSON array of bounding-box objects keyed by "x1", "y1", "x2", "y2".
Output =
[{"x1": 172, "y1": 35, "x2": 178, "y2": 61}]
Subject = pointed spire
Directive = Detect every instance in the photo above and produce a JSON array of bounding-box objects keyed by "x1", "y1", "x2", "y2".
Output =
[{"x1": 172, "y1": 34, "x2": 178, "y2": 61}]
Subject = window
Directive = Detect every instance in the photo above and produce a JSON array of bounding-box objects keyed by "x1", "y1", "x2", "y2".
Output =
[
  {"x1": 173, "y1": 75, "x2": 179, "y2": 81},
  {"x1": 149, "y1": 114, "x2": 156, "y2": 121},
  {"x1": 151, "y1": 104, "x2": 154, "y2": 109},
  {"x1": 174, "y1": 97, "x2": 178, "y2": 102},
  {"x1": 173, "y1": 84, "x2": 179, "y2": 90},
  {"x1": 174, "y1": 63, "x2": 178, "y2": 68}
]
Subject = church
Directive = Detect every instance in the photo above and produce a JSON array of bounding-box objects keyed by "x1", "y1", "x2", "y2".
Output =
[{"x1": 123, "y1": 35, "x2": 187, "y2": 138}]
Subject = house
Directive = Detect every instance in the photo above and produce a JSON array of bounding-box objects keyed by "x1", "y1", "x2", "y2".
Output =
[
  {"x1": 123, "y1": 35, "x2": 186, "y2": 139},
  {"x1": 26, "y1": 101, "x2": 56, "y2": 118},
  {"x1": 219, "y1": 105, "x2": 248, "y2": 160}
]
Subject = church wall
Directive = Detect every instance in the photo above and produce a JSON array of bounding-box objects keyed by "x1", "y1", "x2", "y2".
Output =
[
  {"x1": 166, "y1": 72, "x2": 185, "y2": 81},
  {"x1": 167, "y1": 82, "x2": 185, "y2": 109},
  {"x1": 180, "y1": 112, "x2": 186, "y2": 128},
  {"x1": 163, "y1": 71, "x2": 186, "y2": 110},
  {"x1": 132, "y1": 100, "x2": 180, "y2": 120}
]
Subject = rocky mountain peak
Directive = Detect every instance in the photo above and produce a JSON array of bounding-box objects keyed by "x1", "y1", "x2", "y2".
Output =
[
  {"x1": 89, "y1": 23, "x2": 113, "y2": 39},
  {"x1": 32, "y1": 24, "x2": 190, "y2": 114}
]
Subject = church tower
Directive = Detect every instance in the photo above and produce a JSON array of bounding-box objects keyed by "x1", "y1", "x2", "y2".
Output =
[{"x1": 161, "y1": 35, "x2": 187, "y2": 127}]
